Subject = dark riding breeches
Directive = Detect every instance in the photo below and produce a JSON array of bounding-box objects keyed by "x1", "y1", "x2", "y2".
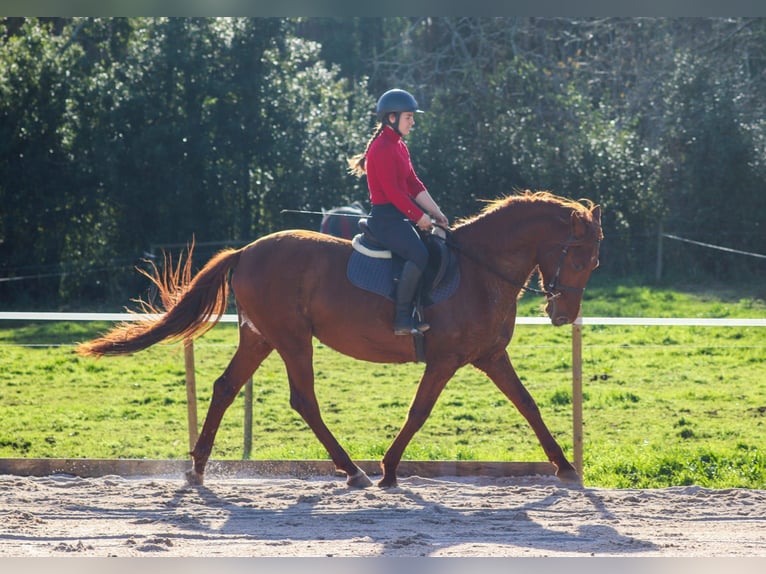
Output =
[{"x1": 367, "y1": 204, "x2": 428, "y2": 272}]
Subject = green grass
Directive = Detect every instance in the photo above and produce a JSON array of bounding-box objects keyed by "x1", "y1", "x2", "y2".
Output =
[{"x1": 1, "y1": 277, "x2": 765, "y2": 488}]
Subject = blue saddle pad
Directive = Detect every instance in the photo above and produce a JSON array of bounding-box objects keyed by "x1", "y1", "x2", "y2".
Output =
[{"x1": 346, "y1": 251, "x2": 460, "y2": 307}]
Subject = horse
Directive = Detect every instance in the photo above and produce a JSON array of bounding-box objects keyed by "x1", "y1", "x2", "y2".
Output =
[
  {"x1": 76, "y1": 190, "x2": 603, "y2": 488},
  {"x1": 319, "y1": 201, "x2": 366, "y2": 239}
]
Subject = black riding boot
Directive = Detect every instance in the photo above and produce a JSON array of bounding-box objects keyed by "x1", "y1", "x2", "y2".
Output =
[{"x1": 393, "y1": 261, "x2": 430, "y2": 335}]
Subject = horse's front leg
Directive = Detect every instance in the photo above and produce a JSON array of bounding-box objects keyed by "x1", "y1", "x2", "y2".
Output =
[
  {"x1": 379, "y1": 362, "x2": 458, "y2": 488},
  {"x1": 473, "y1": 350, "x2": 580, "y2": 484}
]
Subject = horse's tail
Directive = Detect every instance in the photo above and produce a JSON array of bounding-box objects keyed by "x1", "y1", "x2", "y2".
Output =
[{"x1": 76, "y1": 245, "x2": 242, "y2": 357}]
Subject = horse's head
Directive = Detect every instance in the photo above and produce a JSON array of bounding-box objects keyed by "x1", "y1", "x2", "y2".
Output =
[{"x1": 536, "y1": 204, "x2": 602, "y2": 326}]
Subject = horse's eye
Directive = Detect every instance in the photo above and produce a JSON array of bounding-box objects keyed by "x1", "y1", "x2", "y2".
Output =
[{"x1": 571, "y1": 262, "x2": 584, "y2": 272}]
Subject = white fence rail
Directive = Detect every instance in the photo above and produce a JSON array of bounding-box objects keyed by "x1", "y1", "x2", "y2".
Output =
[
  {"x1": 3, "y1": 311, "x2": 766, "y2": 327},
  {"x1": 2, "y1": 312, "x2": 765, "y2": 474}
]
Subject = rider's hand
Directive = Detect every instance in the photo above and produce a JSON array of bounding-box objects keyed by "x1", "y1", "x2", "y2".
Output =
[
  {"x1": 433, "y1": 212, "x2": 449, "y2": 227},
  {"x1": 416, "y1": 213, "x2": 433, "y2": 231}
]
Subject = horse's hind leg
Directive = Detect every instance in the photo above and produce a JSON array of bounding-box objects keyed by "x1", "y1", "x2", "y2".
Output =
[
  {"x1": 186, "y1": 331, "x2": 273, "y2": 486},
  {"x1": 473, "y1": 350, "x2": 580, "y2": 484},
  {"x1": 280, "y1": 345, "x2": 373, "y2": 488}
]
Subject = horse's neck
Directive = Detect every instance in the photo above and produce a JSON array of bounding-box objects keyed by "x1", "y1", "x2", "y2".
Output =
[{"x1": 455, "y1": 209, "x2": 554, "y2": 280}]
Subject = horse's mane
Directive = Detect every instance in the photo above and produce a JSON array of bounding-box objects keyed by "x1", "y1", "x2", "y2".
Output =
[{"x1": 454, "y1": 190, "x2": 597, "y2": 229}]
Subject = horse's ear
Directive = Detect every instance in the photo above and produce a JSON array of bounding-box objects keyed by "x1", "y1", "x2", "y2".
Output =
[
  {"x1": 592, "y1": 205, "x2": 601, "y2": 226},
  {"x1": 570, "y1": 210, "x2": 587, "y2": 238}
]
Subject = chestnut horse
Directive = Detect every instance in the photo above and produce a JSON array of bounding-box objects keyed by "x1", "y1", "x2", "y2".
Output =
[{"x1": 77, "y1": 191, "x2": 602, "y2": 488}]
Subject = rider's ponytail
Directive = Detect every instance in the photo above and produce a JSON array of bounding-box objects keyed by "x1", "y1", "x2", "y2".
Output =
[{"x1": 347, "y1": 123, "x2": 385, "y2": 177}]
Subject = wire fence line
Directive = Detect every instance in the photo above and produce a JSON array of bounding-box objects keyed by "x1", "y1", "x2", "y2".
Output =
[{"x1": 662, "y1": 233, "x2": 766, "y2": 260}]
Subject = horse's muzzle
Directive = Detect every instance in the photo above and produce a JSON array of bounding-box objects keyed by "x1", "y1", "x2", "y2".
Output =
[{"x1": 545, "y1": 299, "x2": 573, "y2": 326}]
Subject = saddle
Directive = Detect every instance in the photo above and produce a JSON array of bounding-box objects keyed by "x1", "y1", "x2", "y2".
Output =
[{"x1": 347, "y1": 219, "x2": 460, "y2": 308}]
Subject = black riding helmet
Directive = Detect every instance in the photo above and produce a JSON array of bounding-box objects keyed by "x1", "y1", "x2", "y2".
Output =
[{"x1": 376, "y1": 89, "x2": 423, "y2": 135}]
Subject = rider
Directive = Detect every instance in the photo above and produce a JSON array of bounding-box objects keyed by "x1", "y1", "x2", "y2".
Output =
[{"x1": 348, "y1": 88, "x2": 449, "y2": 335}]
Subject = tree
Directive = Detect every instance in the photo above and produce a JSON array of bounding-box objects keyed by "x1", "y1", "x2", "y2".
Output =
[
  {"x1": 655, "y1": 51, "x2": 765, "y2": 278},
  {"x1": 0, "y1": 18, "x2": 85, "y2": 303}
]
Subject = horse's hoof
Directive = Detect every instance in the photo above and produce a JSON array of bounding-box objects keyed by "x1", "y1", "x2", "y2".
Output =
[
  {"x1": 377, "y1": 476, "x2": 398, "y2": 489},
  {"x1": 185, "y1": 468, "x2": 204, "y2": 486},
  {"x1": 346, "y1": 469, "x2": 373, "y2": 488},
  {"x1": 556, "y1": 467, "x2": 582, "y2": 486}
]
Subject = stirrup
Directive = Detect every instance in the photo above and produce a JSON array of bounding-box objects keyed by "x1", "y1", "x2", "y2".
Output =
[
  {"x1": 394, "y1": 311, "x2": 430, "y2": 335},
  {"x1": 413, "y1": 307, "x2": 430, "y2": 333},
  {"x1": 394, "y1": 322, "x2": 430, "y2": 336}
]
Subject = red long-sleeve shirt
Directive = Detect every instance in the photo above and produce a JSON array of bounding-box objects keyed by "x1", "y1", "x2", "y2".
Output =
[{"x1": 366, "y1": 126, "x2": 426, "y2": 222}]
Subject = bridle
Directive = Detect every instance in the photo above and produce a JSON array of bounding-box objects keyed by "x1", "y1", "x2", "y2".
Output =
[
  {"x1": 541, "y1": 239, "x2": 591, "y2": 299},
  {"x1": 443, "y1": 229, "x2": 596, "y2": 300}
]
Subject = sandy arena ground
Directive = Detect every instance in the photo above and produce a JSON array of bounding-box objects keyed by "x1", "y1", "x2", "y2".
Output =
[{"x1": 1, "y1": 471, "x2": 764, "y2": 558}]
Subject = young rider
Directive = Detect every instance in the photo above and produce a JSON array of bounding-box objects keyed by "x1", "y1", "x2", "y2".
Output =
[{"x1": 348, "y1": 88, "x2": 449, "y2": 335}]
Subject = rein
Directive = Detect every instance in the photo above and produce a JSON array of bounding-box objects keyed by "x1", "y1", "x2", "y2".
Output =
[{"x1": 440, "y1": 227, "x2": 585, "y2": 300}]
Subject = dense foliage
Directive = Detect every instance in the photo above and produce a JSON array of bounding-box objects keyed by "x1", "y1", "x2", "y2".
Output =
[{"x1": 2, "y1": 17, "x2": 765, "y2": 307}]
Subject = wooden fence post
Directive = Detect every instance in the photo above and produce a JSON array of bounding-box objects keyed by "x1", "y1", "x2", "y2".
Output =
[
  {"x1": 656, "y1": 223, "x2": 664, "y2": 282},
  {"x1": 183, "y1": 338, "x2": 199, "y2": 455},
  {"x1": 571, "y1": 317, "x2": 584, "y2": 475},
  {"x1": 243, "y1": 377, "x2": 253, "y2": 459}
]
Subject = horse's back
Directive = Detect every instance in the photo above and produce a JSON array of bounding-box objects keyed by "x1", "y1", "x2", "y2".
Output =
[
  {"x1": 250, "y1": 228, "x2": 350, "y2": 250},
  {"x1": 235, "y1": 229, "x2": 349, "y2": 284},
  {"x1": 231, "y1": 229, "x2": 418, "y2": 362}
]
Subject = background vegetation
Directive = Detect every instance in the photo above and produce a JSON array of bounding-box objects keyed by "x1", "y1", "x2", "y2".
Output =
[{"x1": 2, "y1": 17, "x2": 765, "y2": 308}]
